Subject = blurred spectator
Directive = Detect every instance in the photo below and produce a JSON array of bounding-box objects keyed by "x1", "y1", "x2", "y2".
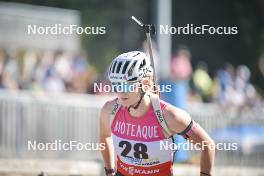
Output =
[
  {"x1": 193, "y1": 61, "x2": 213, "y2": 102},
  {"x1": 70, "y1": 53, "x2": 93, "y2": 93},
  {"x1": 0, "y1": 49, "x2": 19, "y2": 90},
  {"x1": 231, "y1": 65, "x2": 251, "y2": 106},
  {"x1": 169, "y1": 46, "x2": 193, "y2": 108},
  {"x1": 171, "y1": 47, "x2": 193, "y2": 81},
  {"x1": 43, "y1": 66, "x2": 66, "y2": 92},
  {"x1": 236, "y1": 65, "x2": 259, "y2": 107},
  {"x1": 255, "y1": 56, "x2": 264, "y2": 97},
  {"x1": 216, "y1": 63, "x2": 235, "y2": 106}
]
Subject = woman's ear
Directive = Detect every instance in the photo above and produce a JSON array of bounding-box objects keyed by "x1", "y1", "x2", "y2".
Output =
[
  {"x1": 142, "y1": 79, "x2": 149, "y2": 86},
  {"x1": 141, "y1": 78, "x2": 150, "y2": 92}
]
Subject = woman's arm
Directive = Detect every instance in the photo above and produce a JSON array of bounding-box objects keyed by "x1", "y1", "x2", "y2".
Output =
[
  {"x1": 188, "y1": 122, "x2": 215, "y2": 176},
  {"x1": 99, "y1": 101, "x2": 116, "y2": 176},
  {"x1": 164, "y1": 105, "x2": 215, "y2": 176}
]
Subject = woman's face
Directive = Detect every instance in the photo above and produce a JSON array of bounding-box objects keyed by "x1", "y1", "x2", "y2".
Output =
[
  {"x1": 115, "y1": 82, "x2": 142, "y2": 107},
  {"x1": 113, "y1": 78, "x2": 151, "y2": 107}
]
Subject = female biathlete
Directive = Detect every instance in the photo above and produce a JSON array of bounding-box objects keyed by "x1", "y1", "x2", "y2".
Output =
[{"x1": 100, "y1": 51, "x2": 215, "y2": 176}]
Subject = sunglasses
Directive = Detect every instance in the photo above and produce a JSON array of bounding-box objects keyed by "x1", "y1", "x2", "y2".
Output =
[{"x1": 111, "y1": 82, "x2": 139, "y2": 93}]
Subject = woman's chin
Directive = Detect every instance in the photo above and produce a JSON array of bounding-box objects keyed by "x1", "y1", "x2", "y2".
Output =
[
  {"x1": 120, "y1": 102, "x2": 129, "y2": 107},
  {"x1": 119, "y1": 100, "x2": 129, "y2": 107}
]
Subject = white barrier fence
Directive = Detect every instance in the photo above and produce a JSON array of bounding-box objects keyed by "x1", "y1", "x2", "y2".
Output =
[
  {"x1": 0, "y1": 90, "x2": 111, "y2": 161},
  {"x1": 0, "y1": 90, "x2": 263, "y2": 167}
]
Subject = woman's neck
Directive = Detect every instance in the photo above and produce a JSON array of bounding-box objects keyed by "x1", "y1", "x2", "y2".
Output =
[{"x1": 128, "y1": 95, "x2": 151, "y2": 118}]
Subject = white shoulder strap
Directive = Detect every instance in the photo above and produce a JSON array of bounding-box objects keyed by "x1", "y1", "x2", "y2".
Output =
[
  {"x1": 110, "y1": 99, "x2": 122, "y2": 126},
  {"x1": 150, "y1": 94, "x2": 173, "y2": 137}
]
